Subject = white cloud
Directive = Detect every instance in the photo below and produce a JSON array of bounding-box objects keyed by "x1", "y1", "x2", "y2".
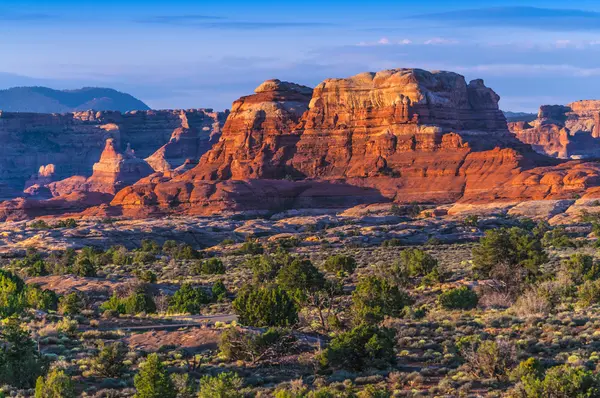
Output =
[
  {"x1": 378, "y1": 37, "x2": 390, "y2": 45},
  {"x1": 423, "y1": 37, "x2": 458, "y2": 45}
]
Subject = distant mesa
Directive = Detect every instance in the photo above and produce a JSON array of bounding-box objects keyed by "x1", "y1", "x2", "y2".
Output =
[{"x1": 0, "y1": 86, "x2": 150, "y2": 113}]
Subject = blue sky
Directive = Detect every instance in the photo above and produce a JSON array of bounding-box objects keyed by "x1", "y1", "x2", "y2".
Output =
[{"x1": 3, "y1": 1, "x2": 600, "y2": 112}]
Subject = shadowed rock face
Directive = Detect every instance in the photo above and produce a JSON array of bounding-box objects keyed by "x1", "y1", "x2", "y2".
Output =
[
  {"x1": 0, "y1": 109, "x2": 227, "y2": 199},
  {"x1": 510, "y1": 100, "x2": 600, "y2": 159}
]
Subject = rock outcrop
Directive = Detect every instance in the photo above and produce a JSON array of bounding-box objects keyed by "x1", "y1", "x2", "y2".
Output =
[
  {"x1": 510, "y1": 100, "x2": 600, "y2": 159},
  {"x1": 109, "y1": 68, "x2": 594, "y2": 217},
  {"x1": 0, "y1": 108, "x2": 226, "y2": 198},
  {"x1": 83, "y1": 139, "x2": 154, "y2": 194}
]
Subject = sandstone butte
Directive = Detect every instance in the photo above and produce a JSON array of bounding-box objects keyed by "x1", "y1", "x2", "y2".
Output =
[
  {"x1": 107, "y1": 69, "x2": 600, "y2": 217},
  {"x1": 4, "y1": 67, "x2": 600, "y2": 221},
  {"x1": 509, "y1": 100, "x2": 600, "y2": 159}
]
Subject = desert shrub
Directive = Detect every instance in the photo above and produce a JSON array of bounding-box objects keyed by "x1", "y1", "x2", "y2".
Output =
[
  {"x1": 34, "y1": 368, "x2": 75, "y2": 398},
  {"x1": 0, "y1": 271, "x2": 27, "y2": 317},
  {"x1": 193, "y1": 258, "x2": 225, "y2": 275},
  {"x1": 351, "y1": 275, "x2": 412, "y2": 324},
  {"x1": 318, "y1": 324, "x2": 396, "y2": 370},
  {"x1": 177, "y1": 244, "x2": 204, "y2": 260},
  {"x1": 93, "y1": 341, "x2": 128, "y2": 378},
  {"x1": 219, "y1": 327, "x2": 297, "y2": 362},
  {"x1": 197, "y1": 372, "x2": 243, "y2": 398},
  {"x1": 212, "y1": 280, "x2": 227, "y2": 302},
  {"x1": 542, "y1": 227, "x2": 575, "y2": 248},
  {"x1": 133, "y1": 251, "x2": 156, "y2": 265},
  {"x1": 563, "y1": 253, "x2": 600, "y2": 283},
  {"x1": 323, "y1": 254, "x2": 357, "y2": 275},
  {"x1": 519, "y1": 365, "x2": 600, "y2": 397},
  {"x1": 27, "y1": 260, "x2": 49, "y2": 277},
  {"x1": 237, "y1": 240, "x2": 264, "y2": 255},
  {"x1": 58, "y1": 292, "x2": 84, "y2": 316},
  {"x1": 277, "y1": 258, "x2": 325, "y2": 300},
  {"x1": 133, "y1": 353, "x2": 176, "y2": 398},
  {"x1": 168, "y1": 284, "x2": 210, "y2": 314},
  {"x1": 101, "y1": 293, "x2": 126, "y2": 314},
  {"x1": 577, "y1": 279, "x2": 600, "y2": 307},
  {"x1": 135, "y1": 269, "x2": 158, "y2": 283},
  {"x1": 510, "y1": 358, "x2": 544, "y2": 382},
  {"x1": 102, "y1": 290, "x2": 156, "y2": 315},
  {"x1": 464, "y1": 215, "x2": 479, "y2": 227},
  {"x1": 472, "y1": 227, "x2": 547, "y2": 281},
  {"x1": 399, "y1": 248, "x2": 438, "y2": 277},
  {"x1": 438, "y1": 286, "x2": 478, "y2": 310},
  {"x1": 109, "y1": 246, "x2": 133, "y2": 266},
  {"x1": 0, "y1": 318, "x2": 47, "y2": 388},
  {"x1": 72, "y1": 256, "x2": 97, "y2": 277},
  {"x1": 232, "y1": 285, "x2": 298, "y2": 327},
  {"x1": 247, "y1": 253, "x2": 291, "y2": 282},
  {"x1": 123, "y1": 292, "x2": 156, "y2": 314},
  {"x1": 25, "y1": 285, "x2": 58, "y2": 312},
  {"x1": 29, "y1": 220, "x2": 52, "y2": 230},
  {"x1": 46, "y1": 249, "x2": 75, "y2": 275},
  {"x1": 53, "y1": 218, "x2": 78, "y2": 229},
  {"x1": 140, "y1": 239, "x2": 160, "y2": 254},
  {"x1": 170, "y1": 373, "x2": 196, "y2": 398},
  {"x1": 382, "y1": 238, "x2": 402, "y2": 247},
  {"x1": 461, "y1": 339, "x2": 517, "y2": 381},
  {"x1": 512, "y1": 288, "x2": 553, "y2": 317}
]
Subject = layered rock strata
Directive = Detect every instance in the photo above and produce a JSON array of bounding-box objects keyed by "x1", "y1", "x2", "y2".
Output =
[
  {"x1": 510, "y1": 101, "x2": 600, "y2": 159},
  {"x1": 0, "y1": 108, "x2": 226, "y2": 198}
]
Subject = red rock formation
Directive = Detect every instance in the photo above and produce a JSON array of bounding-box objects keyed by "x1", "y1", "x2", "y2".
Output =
[
  {"x1": 82, "y1": 138, "x2": 154, "y2": 194},
  {"x1": 0, "y1": 109, "x2": 226, "y2": 196},
  {"x1": 510, "y1": 100, "x2": 600, "y2": 159},
  {"x1": 108, "y1": 68, "x2": 586, "y2": 216},
  {"x1": 145, "y1": 111, "x2": 224, "y2": 175}
]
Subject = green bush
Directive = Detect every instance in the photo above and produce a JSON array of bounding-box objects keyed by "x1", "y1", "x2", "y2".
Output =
[
  {"x1": 219, "y1": 327, "x2": 297, "y2": 362},
  {"x1": 472, "y1": 227, "x2": 547, "y2": 281},
  {"x1": 0, "y1": 318, "x2": 47, "y2": 388},
  {"x1": 461, "y1": 339, "x2": 517, "y2": 381},
  {"x1": 93, "y1": 341, "x2": 127, "y2": 378},
  {"x1": 25, "y1": 286, "x2": 58, "y2": 312},
  {"x1": 399, "y1": 248, "x2": 438, "y2": 277},
  {"x1": 438, "y1": 286, "x2": 478, "y2": 310},
  {"x1": 237, "y1": 241, "x2": 264, "y2": 255},
  {"x1": 519, "y1": 365, "x2": 600, "y2": 397},
  {"x1": 134, "y1": 353, "x2": 176, "y2": 398},
  {"x1": 211, "y1": 281, "x2": 227, "y2": 302},
  {"x1": 318, "y1": 324, "x2": 396, "y2": 370},
  {"x1": 168, "y1": 284, "x2": 210, "y2": 314},
  {"x1": 193, "y1": 258, "x2": 225, "y2": 275},
  {"x1": 542, "y1": 227, "x2": 575, "y2": 248},
  {"x1": 58, "y1": 292, "x2": 84, "y2": 316},
  {"x1": 198, "y1": 372, "x2": 243, "y2": 398},
  {"x1": 247, "y1": 253, "x2": 291, "y2": 282},
  {"x1": 133, "y1": 251, "x2": 156, "y2": 265},
  {"x1": 101, "y1": 290, "x2": 156, "y2": 315},
  {"x1": 577, "y1": 279, "x2": 600, "y2": 307},
  {"x1": 35, "y1": 368, "x2": 75, "y2": 398},
  {"x1": 276, "y1": 258, "x2": 325, "y2": 299},
  {"x1": 563, "y1": 253, "x2": 600, "y2": 283},
  {"x1": 140, "y1": 240, "x2": 161, "y2": 254},
  {"x1": 232, "y1": 285, "x2": 298, "y2": 327},
  {"x1": 323, "y1": 255, "x2": 357, "y2": 275},
  {"x1": 351, "y1": 276, "x2": 412, "y2": 324},
  {"x1": 135, "y1": 270, "x2": 158, "y2": 283}
]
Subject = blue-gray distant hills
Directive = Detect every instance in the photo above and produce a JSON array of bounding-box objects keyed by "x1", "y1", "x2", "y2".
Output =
[{"x1": 0, "y1": 87, "x2": 150, "y2": 113}]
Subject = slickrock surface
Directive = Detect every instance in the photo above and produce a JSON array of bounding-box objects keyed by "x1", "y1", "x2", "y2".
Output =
[
  {"x1": 0, "y1": 109, "x2": 226, "y2": 198},
  {"x1": 510, "y1": 100, "x2": 600, "y2": 159}
]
